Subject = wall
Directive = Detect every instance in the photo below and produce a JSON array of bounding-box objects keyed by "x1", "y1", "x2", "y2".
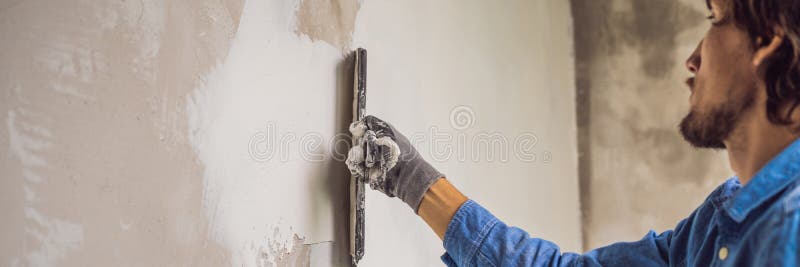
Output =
[
  {"x1": 570, "y1": 0, "x2": 734, "y2": 250},
  {"x1": 1, "y1": 0, "x2": 580, "y2": 266},
  {"x1": 1, "y1": 0, "x2": 242, "y2": 265},
  {"x1": 352, "y1": 1, "x2": 581, "y2": 266}
]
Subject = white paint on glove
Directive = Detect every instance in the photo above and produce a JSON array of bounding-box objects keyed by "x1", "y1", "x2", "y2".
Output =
[{"x1": 346, "y1": 121, "x2": 401, "y2": 186}]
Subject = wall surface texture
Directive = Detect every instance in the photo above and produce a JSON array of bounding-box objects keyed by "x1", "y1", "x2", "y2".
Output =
[
  {"x1": 1, "y1": 0, "x2": 580, "y2": 266},
  {"x1": 1, "y1": 0, "x2": 244, "y2": 265},
  {"x1": 570, "y1": 0, "x2": 734, "y2": 250},
  {"x1": 352, "y1": 1, "x2": 580, "y2": 266}
]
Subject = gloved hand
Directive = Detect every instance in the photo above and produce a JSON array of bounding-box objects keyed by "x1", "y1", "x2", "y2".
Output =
[{"x1": 346, "y1": 115, "x2": 444, "y2": 213}]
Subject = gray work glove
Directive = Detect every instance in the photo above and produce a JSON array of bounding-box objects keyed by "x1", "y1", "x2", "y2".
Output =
[{"x1": 346, "y1": 115, "x2": 444, "y2": 213}]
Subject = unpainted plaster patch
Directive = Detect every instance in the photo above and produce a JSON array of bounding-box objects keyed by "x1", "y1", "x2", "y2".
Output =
[
  {"x1": 8, "y1": 108, "x2": 85, "y2": 266},
  {"x1": 225, "y1": 0, "x2": 245, "y2": 30},
  {"x1": 23, "y1": 208, "x2": 85, "y2": 266},
  {"x1": 294, "y1": 0, "x2": 361, "y2": 51},
  {"x1": 1, "y1": 0, "x2": 243, "y2": 264}
]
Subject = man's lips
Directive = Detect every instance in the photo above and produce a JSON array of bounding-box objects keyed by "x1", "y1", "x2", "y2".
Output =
[{"x1": 685, "y1": 77, "x2": 695, "y2": 92}]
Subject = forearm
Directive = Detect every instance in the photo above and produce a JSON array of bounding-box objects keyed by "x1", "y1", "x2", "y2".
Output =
[
  {"x1": 434, "y1": 197, "x2": 588, "y2": 267},
  {"x1": 418, "y1": 178, "x2": 467, "y2": 240},
  {"x1": 421, "y1": 179, "x2": 675, "y2": 267}
]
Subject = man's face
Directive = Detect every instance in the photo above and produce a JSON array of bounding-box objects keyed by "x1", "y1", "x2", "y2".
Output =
[{"x1": 680, "y1": 0, "x2": 760, "y2": 148}]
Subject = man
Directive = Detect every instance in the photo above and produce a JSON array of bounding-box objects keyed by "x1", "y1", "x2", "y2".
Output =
[{"x1": 346, "y1": 0, "x2": 800, "y2": 265}]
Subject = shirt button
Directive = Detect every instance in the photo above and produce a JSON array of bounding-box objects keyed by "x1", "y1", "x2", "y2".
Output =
[{"x1": 718, "y1": 247, "x2": 729, "y2": 260}]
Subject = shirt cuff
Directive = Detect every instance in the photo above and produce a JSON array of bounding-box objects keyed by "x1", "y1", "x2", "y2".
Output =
[{"x1": 440, "y1": 200, "x2": 499, "y2": 266}]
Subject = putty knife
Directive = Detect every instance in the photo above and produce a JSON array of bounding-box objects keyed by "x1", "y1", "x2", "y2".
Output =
[{"x1": 350, "y1": 48, "x2": 367, "y2": 265}]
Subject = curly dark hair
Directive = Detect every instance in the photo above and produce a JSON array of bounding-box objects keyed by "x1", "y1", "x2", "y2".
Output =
[{"x1": 709, "y1": 0, "x2": 800, "y2": 125}]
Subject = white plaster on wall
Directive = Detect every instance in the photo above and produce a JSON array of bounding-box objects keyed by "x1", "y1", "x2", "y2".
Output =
[
  {"x1": 186, "y1": 0, "x2": 581, "y2": 265},
  {"x1": 187, "y1": 0, "x2": 348, "y2": 265}
]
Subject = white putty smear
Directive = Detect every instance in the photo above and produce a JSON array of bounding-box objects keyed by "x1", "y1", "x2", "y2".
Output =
[
  {"x1": 346, "y1": 121, "x2": 401, "y2": 188},
  {"x1": 349, "y1": 121, "x2": 367, "y2": 140},
  {"x1": 185, "y1": 0, "x2": 354, "y2": 265},
  {"x1": 346, "y1": 145, "x2": 365, "y2": 178}
]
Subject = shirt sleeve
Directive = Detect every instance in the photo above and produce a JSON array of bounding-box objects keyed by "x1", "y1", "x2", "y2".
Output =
[{"x1": 441, "y1": 200, "x2": 679, "y2": 267}]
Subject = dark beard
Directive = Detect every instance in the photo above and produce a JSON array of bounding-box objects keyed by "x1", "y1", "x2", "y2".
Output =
[{"x1": 679, "y1": 93, "x2": 754, "y2": 149}]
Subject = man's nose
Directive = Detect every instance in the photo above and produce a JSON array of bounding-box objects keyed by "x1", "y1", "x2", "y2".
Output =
[{"x1": 685, "y1": 40, "x2": 702, "y2": 74}]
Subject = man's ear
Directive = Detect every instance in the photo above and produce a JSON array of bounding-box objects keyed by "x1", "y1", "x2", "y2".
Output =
[{"x1": 753, "y1": 26, "x2": 785, "y2": 67}]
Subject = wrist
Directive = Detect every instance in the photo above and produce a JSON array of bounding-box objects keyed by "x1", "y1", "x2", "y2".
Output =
[{"x1": 418, "y1": 178, "x2": 468, "y2": 240}]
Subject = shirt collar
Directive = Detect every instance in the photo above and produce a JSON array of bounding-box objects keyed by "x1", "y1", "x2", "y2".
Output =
[{"x1": 723, "y1": 138, "x2": 800, "y2": 223}]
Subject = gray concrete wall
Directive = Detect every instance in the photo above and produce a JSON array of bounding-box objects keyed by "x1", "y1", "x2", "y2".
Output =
[
  {"x1": 570, "y1": 0, "x2": 734, "y2": 250},
  {"x1": 1, "y1": 0, "x2": 243, "y2": 265}
]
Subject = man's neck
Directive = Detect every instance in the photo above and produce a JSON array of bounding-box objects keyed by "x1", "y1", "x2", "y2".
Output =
[{"x1": 726, "y1": 113, "x2": 799, "y2": 185}]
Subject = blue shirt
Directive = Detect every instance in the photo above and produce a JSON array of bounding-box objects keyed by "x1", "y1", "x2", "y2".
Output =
[{"x1": 441, "y1": 139, "x2": 800, "y2": 266}]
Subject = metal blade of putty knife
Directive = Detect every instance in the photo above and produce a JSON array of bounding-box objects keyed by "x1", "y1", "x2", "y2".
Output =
[{"x1": 350, "y1": 47, "x2": 367, "y2": 266}]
